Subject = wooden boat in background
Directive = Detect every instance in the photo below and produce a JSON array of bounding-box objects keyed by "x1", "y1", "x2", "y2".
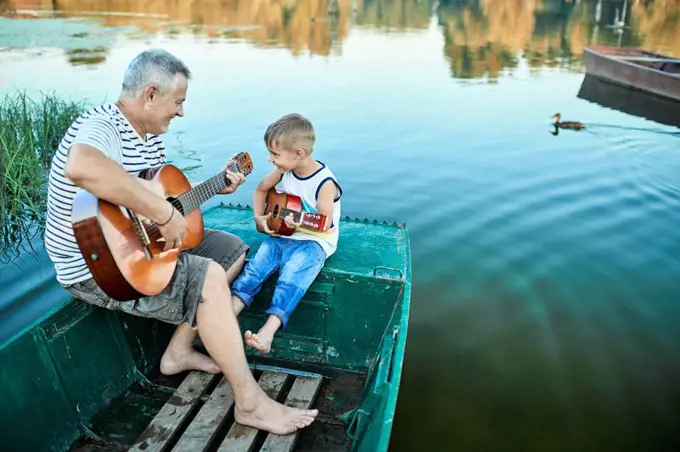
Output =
[
  {"x1": 583, "y1": 46, "x2": 680, "y2": 102},
  {"x1": 577, "y1": 75, "x2": 680, "y2": 129}
]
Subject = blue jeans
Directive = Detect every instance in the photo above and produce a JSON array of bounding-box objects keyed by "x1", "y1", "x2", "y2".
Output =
[{"x1": 231, "y1": 237, "x2": 326, "y2": 329}]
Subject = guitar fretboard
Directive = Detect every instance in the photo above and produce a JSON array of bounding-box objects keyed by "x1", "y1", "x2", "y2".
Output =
[
  {"x1": 176, "y1": 157, "x2": 247, "y2": 214},
  {"x1": 177, "y1": 172, "x2": 229, "y2": 214},
  {"x1": 275, "y1": 207, "x2": 326, "y2": 232},
  {"x1": 277, "y1": 207, "x2": 301, "y2": 222}
]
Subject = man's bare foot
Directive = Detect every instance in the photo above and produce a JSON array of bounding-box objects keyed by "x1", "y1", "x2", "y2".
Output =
[
  {"x1": 160, "y1": 348, "x2": 221, "y2": 375},
  {"x1": 244, "y1": 330, "x2": 273, "y2": 354},
  {"x1": 235, "y1": 391, "x2": 318, "y2": 435}
]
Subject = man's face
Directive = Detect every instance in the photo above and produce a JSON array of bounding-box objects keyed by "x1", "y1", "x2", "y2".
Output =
[{"x1": 144, "y1": 74, "x2": 188, "y2": 135}]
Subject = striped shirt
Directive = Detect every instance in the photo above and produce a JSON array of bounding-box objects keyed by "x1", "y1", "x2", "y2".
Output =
[{"x1": 44, "y1": 103, "x2": 166, "y2": 286}]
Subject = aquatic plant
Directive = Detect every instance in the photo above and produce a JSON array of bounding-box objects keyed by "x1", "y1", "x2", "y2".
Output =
[{"x1": 0, "y1": 92, "x2": 86, "y2": 262}]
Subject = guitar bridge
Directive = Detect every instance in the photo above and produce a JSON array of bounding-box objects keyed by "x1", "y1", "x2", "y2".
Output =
[{"x1": 127, "y1": 208, "x2": 154, "y2": 260}]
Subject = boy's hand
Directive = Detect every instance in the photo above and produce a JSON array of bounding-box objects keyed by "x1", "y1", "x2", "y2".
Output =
[
  {"x1": 219, "y1": 160, "x2": 246, "y2": 194},
  {"x1": 255, "y1": 212, "x2": 279, "y2": 236},
  {"x1": 283, "y1": 213, "x2": 300, "y2": 230}
]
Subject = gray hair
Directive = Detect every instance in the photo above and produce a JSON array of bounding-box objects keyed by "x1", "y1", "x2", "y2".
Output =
[{"x1": 121, "y1": 49, "x2": 191, "y2": 97}]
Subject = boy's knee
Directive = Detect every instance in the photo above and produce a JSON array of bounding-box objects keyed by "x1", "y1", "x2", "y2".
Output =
[{"x1": 280, "y1": 259, "x2": 323, "y2": 289}]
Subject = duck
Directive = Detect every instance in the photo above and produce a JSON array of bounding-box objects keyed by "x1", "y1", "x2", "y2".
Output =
[{"x1": 552, "y1": 113, "x2": 585, "y2": 130}]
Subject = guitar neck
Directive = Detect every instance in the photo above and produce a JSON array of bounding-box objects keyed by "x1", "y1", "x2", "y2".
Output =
[
  {"x1": 177, "y1": 173, "x2": 228, "y2": 214},
  {"x1": 279, "y1": 207, "x2": 327, "y2": 232},
  {"x1": 177, "y1": 160, "x2": 244, "y2": 214}
]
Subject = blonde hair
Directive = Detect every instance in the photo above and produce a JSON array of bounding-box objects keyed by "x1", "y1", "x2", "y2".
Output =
[{"x1": 264, "y1": 113, "x2": 316, "y2": 154}]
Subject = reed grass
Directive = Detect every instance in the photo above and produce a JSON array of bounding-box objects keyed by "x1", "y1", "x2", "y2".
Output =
[{"x1": 0, "y1": 92, "x2": 86, "y2": 262}]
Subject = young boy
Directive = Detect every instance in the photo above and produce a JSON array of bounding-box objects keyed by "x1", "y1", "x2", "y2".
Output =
[{"x1": 231, "y1": 113, "x2": 342, "y2": 354}]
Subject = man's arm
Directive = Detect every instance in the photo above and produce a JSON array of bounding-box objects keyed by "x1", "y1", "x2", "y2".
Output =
[{"x1": 65, "y1": 144, "x2": 172, "y2": 224}]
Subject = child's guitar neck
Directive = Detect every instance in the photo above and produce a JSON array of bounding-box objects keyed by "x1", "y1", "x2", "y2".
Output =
[{"x1": 277, "y1": 207, "x2": 327, "y2": 232}]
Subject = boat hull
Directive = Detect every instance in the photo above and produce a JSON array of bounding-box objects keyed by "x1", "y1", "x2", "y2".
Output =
[
  {"x1": 0, "y1": 203, "x2": 411, "y2": 452},
  {"x1": 583, "y1": 46, "x2": 680, "y2": 102}
]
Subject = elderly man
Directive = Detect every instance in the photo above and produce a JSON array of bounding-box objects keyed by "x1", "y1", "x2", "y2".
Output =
[{"x1": 43, "y1": 49, "x2": 317, "y2": 434}]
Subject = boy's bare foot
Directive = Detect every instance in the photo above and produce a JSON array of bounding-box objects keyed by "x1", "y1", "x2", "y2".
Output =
[
  {"x1": 244, "y1": 316, "x2": 281, "y2": 354},
  {"x1": 160, "y1": 348, "x2": 221, "y2": 375},
  {"x1": 235, "y1": 390, "x2": 318, "y2": 435},
  {"x1": 244, "y1": 330, "x2": 273, "y2": 354}
]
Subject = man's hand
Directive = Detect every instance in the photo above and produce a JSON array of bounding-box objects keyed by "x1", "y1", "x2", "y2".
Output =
[
  {"x1": 219, "y1": 161, "x2": 246, "y2": 194},
  {"x1": 155, "y1": 203, "x2": 188, "y2": 251},
  {"x1": 65, "y1": 144, "x2": 188, "y2": 252},
  {"x1": 255, "y1": 212, "x2": 279, "y2": 236}
]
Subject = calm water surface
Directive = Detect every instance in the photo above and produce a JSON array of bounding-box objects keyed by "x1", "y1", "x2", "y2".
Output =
[{"x1": 2, "y1": 0, "x2": 680, "y2": 450}]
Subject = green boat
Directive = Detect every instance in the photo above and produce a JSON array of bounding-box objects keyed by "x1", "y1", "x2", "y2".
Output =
[{"x1": 0, "y1": 203, "x2": 411, "y2": 452}]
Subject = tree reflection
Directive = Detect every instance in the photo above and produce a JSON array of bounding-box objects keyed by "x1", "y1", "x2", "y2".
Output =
[{"x1": 3, "y1": 0, "x2": 679, "y2": 79}]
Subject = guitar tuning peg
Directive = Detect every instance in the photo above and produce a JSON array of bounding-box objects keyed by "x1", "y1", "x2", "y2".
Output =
[
  {"x1": 372, "y1": 219, "x2": 378, "y2": 224},
  {"x1": 228, "y1": 202, "x2": 233, "y2": 207}
]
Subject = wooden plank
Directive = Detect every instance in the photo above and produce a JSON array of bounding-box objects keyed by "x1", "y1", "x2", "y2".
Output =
[
  {"x1": 217, "y1": 371, "x2": 289, "y2": 452},
  {"x1": 259, "y1": 375, "x2": 323, "y2": 452},
  {"x1": 129, "y1": 371, "x2": 216, "y2": 452},
  {"x1": 171, "y1": 377, "x2": 236, "y2": 451}
]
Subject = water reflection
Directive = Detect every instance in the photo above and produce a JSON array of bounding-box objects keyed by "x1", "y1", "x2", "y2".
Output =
[
  {"x1": 4, "y1": 0, "x2": 353, "y2": 57},
  {"x1": 1, "y1": 0, "x2": 679, "y2": 78},
  {"x1": 578, "y1": 75, "x2": 680, "y2": 129}
]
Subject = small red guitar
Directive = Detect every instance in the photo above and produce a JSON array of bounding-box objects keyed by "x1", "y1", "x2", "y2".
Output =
[{"x1": 263, "y1": 188, "x2": 328, "y2": 236}]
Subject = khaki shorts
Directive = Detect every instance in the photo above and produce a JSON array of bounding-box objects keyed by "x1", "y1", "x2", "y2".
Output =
[{"x1": 63, "y1": 229, "x2": 248, "y2": 327}]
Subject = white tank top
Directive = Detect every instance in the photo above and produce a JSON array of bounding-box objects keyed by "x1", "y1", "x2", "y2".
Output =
[{"x1": 279, "y1": 161, "x2": 342, "y2": 256}]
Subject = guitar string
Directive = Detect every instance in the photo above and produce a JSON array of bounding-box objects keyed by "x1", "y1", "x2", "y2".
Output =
[
  {"x1": 127, "y1": 158, "x2": 253, "y2": 247},
  {"x1": 141, "y1": 175, "x2": 225, "y2": 237},
  {"x1": 136, "y1": 164, "x2": 249, "y2": 240}
]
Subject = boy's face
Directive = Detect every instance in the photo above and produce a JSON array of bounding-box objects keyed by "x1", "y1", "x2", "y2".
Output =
[{"x1": 267, "y1": 143, "x2": 303, "y2": 172}]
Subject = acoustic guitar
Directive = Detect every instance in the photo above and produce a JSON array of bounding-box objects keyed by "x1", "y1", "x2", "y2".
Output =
[
  {"x1": 263, "y1": 188, "x2": 328, "y2": 236},
  {"x1": 71, "y1": 152, "x2": 254, "y2": 301}
]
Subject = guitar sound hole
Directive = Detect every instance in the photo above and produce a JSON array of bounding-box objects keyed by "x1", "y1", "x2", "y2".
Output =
[
  {"x1": 273, "y1": 205, "x2": 279, "y2": 217},
  {"x1": 167, "y1": 197, "x2": 185, "y2": 216}
]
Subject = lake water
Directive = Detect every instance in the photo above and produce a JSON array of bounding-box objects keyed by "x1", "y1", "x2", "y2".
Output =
[{"x1": 2, "y1": 0, "x2": 680, "y2": 450}]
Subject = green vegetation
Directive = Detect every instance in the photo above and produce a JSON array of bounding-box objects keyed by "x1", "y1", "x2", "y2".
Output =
[{"x1": 0, "y1": 92, "x2": 86, "y2": 261}]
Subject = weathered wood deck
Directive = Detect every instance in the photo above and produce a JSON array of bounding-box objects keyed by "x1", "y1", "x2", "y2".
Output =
[{"x1": 128, "y1": 369, "x2": 322, "y2": 452}]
